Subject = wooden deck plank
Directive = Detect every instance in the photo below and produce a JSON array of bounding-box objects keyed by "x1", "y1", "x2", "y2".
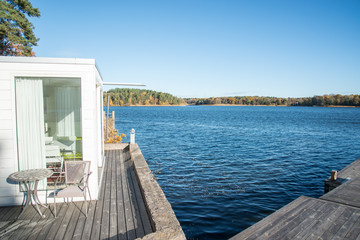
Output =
[
  {"x1": 7, "y1": 203, "x2": 40, "y2": 239},
  {"x1": 100, "y1": 149, "x2": 112, "y2": 240},
  {"x1": 27, "y1": 204, "x2": 60, "y2": 240},
  {"x1": 231, "y1": 196, "x2": 313, "y2": 240},
  {"x1": 0, "y1": 219, "x2": 27, "y2": 239},
  {"x1": 129, "y1": 159, "x2": 153, "y2": 235},
  {"x1": 79, "y1": 200, "x2": 97, "y2": 240},
  {"x1": 321, "y1": 177, "x2": 360, "y2": 208},
  {"x1": 90, "y1": 151, "x2": 108, "y2": 240},
  {"x1": 0, "y1": 206, "x2": 32, "y2": 240},
  {"x1": 116, "y1": 147, "x2": 127, "y2": 240},
  {"x1": 2, "y1": 206, "x2": 21, "y2": 222},
  {"x1": 72, "y1": 201, "x2": 89, "y2": 240},
  {"x1": 42, "y1": 203, "x2": 70, "y2": 240},
  {"x1": 54, "y1": 202, "x2": 77, "y2": 240},
  {"x1": 121, "y1": 148, "x2": 136, "y2": 240},
  {"x1": 62, "y1": 201, "x2": 83, "y2": 240},
  {"x1": 307, "y1": 205, "x2": 345, "y2": 239},
  {"x1": 344, "y1": 216, "x2": 360, "y2": 240},
  {"x1": 246, "y1": 201, "x2": 321, "y2": 240},
  {"x1": 335, "y1": 159, "x2": 360, "y2": 179},
  {"x1": 319, "y1": 206, "x2": 355, "y2": 240},
  {"x1": 1, "y1": 146, "x2": 154, "y2": 240},
  {"x1": 0, "y1": 207, "x2": 16, "y2": 231},
  {"x1": 26, "y1": 206, "x2": 54, "y2": 240},
  {"x1": 0, "y1": 207, "x2": 11, "y2": 220},
  {"x1": 125, "y1": 150, "x2": 145, "y2": 238},
  {"x1": 289, "y1": 200, "x2": 339, "y2": 239},
  {"x1": 330, "y1": 210, "x2": 360, "y2": 240},
  {"x1": 109, "y1": 150, "x2": 119, "y2": 239},
  {"x1": 266, "y1": 200, "x2": 329, "y2": 240}
]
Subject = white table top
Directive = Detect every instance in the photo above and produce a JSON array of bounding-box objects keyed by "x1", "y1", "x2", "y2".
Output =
[{"x1": 8, "y1": 169, "x2": 53, "y2": 182}]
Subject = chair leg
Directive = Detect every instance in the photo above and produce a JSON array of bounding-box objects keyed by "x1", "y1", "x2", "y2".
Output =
[
  {"x1": 84, "y1": 192, "x2": 88, "y2": 217},
  {"x1": 54, "y1": 197, "x2": 57, "y2": 218},
  {"x1": 87, "y1": 186, "x2": 92, "y2": 201}
]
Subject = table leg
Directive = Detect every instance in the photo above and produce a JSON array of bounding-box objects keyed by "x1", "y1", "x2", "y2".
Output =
[
  {"x1": 33, "y1": 180, "x2": 48, "y2": 208},
  {"x1": 15, "y1": 181, "x2": 31, "y2": 220},
  {"x1": 32, "y1": 180, "x2": 46, "y2": 218}
]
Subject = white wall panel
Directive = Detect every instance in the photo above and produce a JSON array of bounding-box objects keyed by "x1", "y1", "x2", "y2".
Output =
[
  {"x1": 0, "y1": 100, "x2": 11, "y2": 110},
  {"x1": 0, "y1": 91, "x2": 11, "y2": 100},
  {"x1": 0, "y1": 139, "x2": 14, "y2": 149},
  {"x1": 0, "y1": 129, "x2": 13, "y2": 139},
  {"x1": 0, "y1": 147, "x2": 14, "y2": 159},
  {"x1": 0, "y1": 72, "x2": 11, "y2": 80},
  {"x1": 0, "y1": 110, "x2": 12, "y2": 120},
  {"x1": 0, "y1": 158, "x2": 15, "y2": 169},
  {"x1": 0, "y1": 119, "x2": 13, "y2": 129},
  {"x1": 0, "y1": 81, "x2": 11, "y2": 90}
]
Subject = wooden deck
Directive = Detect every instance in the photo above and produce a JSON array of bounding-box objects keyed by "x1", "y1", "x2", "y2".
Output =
[
  {"x1": 231, "y1": 159, "x2": 360, "y2": 240},
  {"x1": 0, "y1": 147, "x2": 153, "y2": 240}
]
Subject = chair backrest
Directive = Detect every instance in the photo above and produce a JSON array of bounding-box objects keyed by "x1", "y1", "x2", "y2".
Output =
[{"x1": 64, "y1": 161, "x2": 91, "y2": 184}]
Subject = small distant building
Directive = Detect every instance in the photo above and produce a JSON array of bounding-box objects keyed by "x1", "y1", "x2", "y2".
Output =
[{"x1": 0, "y1": 56, "x2": 105, "y2": 205}]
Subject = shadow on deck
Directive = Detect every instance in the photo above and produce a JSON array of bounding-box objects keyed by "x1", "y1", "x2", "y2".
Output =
[{"x1": 0, "y1": 145, "x2": 153, "y2": 240}]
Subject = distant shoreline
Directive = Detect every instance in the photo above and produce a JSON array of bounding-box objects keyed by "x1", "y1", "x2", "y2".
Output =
[{"x1": 109, "y1": 104, "x2": 358, "y2": 108}]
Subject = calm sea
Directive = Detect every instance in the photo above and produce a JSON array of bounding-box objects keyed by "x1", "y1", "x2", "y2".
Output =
[{"x1": 111, "y1": 106, "x2": 360, "y2": 240}]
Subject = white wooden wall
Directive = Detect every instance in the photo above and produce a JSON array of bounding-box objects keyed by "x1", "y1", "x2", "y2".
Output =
[{"x1": 0, "y1": 57, "x2": 103, "y2": 206}]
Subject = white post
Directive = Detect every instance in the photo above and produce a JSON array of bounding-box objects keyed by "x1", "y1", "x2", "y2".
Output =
[{"x1": 130, "y1": 129, "x2": 135, "y2": 144}]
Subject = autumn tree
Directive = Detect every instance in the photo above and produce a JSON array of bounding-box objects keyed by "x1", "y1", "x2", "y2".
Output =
[{"x1": 0, "y1": 0, "x2": 40, "y2": 56}]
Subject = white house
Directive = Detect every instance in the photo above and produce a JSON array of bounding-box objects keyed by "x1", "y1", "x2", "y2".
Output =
[{"x1": 0, "y1": 56, "x2": 104, "y2": 206}]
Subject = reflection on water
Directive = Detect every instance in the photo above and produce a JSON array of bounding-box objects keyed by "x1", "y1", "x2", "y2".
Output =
[{"x1": 112, "y1": 106, "x2": 360, "y2": 240}]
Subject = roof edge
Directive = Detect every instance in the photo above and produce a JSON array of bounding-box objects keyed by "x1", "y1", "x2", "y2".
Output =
[{"x1": 0, "y1": 56, "x2": 96, "y2": 65}]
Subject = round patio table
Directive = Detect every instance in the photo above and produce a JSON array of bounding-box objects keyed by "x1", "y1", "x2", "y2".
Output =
[{"x1": 8, "y1": 169, "x2": 53, "y2": 219}]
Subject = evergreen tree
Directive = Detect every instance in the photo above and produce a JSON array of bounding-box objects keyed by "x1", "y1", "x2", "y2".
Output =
[{"x1": 0, "y1": 0, "x2": 40, "y2": 56}]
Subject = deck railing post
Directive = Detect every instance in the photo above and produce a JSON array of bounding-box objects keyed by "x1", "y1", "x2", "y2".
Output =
[
  {"x1": 130, "y1": 129, "x2": 135, "y2": 144},
  {"x1": 331, "y1": 170, "x2": 337, "y2": 181},
  {"x1": 111, "y1": 111, "x2": 115, "y2": 129}
]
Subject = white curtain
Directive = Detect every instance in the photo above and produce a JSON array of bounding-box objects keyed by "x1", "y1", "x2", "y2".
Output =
[
  {"x1": 16, "y1": 78, "x2": 46, "y2": 188},
  {"x1": 55, "y1": 87, "x2": 81, "y2": 137}
]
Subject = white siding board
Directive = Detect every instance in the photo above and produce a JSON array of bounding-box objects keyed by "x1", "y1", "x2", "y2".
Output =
[
  {"x1": 0, "y1": 90, "x2": 11, "y2": 100},
  {"x1": 0, "y1": 188, "x2": 19, "y2": 199},
  {"x1": 0, "y1": 100, "x2": 11, "y2": 110},
  {"x1": 0, "y1": 72, "x2": 11, "y2": 81},
  {"x1": 0, "y1": 129, "x2": 13, "y2": 139},
  {"x1": 0, "y1": 119, "x2": 13, "y2": 129},
  {"x1": 0, "y1": 147, "x2": 15, "y2": 159},
  {"x1": 0, "y1": 81, "x2": 11, "y2": 90},
  {"x1": 0, "y1": 189, "x2": 19, "y2": 197},
  {"x1": 0, "y1": 158, "x2": 15, "y2": 168},
  {"x1": 0, "y1": 139, "x2": 14, "y2": 149},
  {"x1": 0, "y1": 110, "x2": 13, "y2": 120},
  {"x1": 0, "y1": 196, "x2": 24, "y2": 206},
  {"x1": 0, "y1": 176, "x2": 19, "y2": 189}
]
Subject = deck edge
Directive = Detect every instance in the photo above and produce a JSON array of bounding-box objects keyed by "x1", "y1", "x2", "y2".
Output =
[{"x1": 129, "y1": 143, "x2": 186, "y2": 240}]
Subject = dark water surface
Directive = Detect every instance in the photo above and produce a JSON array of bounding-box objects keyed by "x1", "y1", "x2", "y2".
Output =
[{"x1": 111, "y1": 106, "x2": 360, "y2": 240}]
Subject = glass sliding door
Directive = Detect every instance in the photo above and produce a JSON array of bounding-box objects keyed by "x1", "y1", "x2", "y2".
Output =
[
  {"x1": 16, "y1": 77, "x2": 82, "y2": 190},
  {"x1": 44, "y1": 78, "x2": 82, "y2": 161}
]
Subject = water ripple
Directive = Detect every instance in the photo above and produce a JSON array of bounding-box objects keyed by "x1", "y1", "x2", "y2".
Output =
[{"x1": 112, "y1": 106, "x2": 360, "y2": 240}]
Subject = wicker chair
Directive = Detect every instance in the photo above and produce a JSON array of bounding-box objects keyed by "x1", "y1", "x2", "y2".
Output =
[{"x1": 53, "y1": 161, "x2": 92, "y2": 217}]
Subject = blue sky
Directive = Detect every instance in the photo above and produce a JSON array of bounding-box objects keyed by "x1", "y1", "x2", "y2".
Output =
[{"x1": 31, "y1": 0, "x2": 360, "y2": 98}]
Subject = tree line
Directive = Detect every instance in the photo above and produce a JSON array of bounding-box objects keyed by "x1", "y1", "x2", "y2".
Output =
[
  {"x1": 184, "y1": 94, "x2": 360, "y2": 107},
  {"x1": 104, "y1": 89, "x2": 359, "y2": 107},
  {"x1": 104, "y1": 88, "x2": 185, "y2": 106}
]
